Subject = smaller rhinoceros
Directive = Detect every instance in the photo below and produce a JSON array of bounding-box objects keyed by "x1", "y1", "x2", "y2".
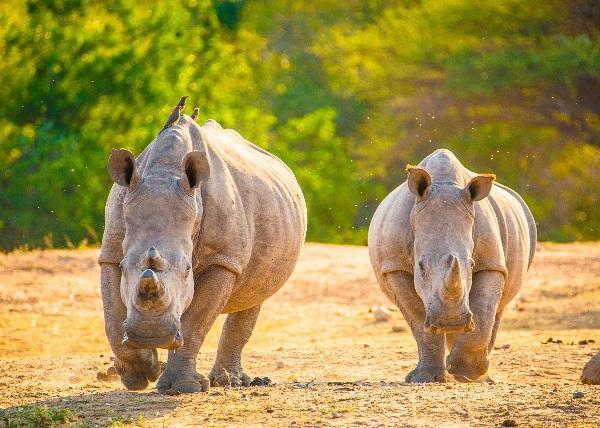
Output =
[
  {"x1": 368, "y1": 149, "x2": 536, "y2": 382},
  {"x1": 98, "y1": 97, "x2": 306, "y2": 393}
]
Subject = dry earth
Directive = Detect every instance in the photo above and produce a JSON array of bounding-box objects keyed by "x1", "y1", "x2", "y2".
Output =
[{"x1": 1, "y1": 242, "x2": 599, "y2": 427}]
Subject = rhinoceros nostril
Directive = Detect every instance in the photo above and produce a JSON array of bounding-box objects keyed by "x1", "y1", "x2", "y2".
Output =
[{"x1": 142, "y1": 269, "x2": 154, "y2": 278}]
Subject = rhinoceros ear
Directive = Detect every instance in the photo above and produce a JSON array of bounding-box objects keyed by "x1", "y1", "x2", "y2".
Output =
[
  {"x1": 406, "y1": 165, "x2": 432, "y2": 198},
  {"x1": 108, "y1": 149, "x2": 140, "y2": 188},
  {"x1": 464, "y1": 174, "x2": 495, "y2": 202},
  {"x1": 181, "y1": 150, "x2": 210, "y2": 193}
]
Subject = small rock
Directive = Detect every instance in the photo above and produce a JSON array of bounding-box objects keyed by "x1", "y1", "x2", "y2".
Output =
[
  {"x1": 164, "y1": 389, "x2": 180, "y2": 396},
  {"x1": 276, "y1": 361, "x2": 285, "y2": 369},
  {"x1": 501, "y1": 419, "x2": 517, "y2": 427},
  {"x1": 266, "y1": 407, "x2": 274, "y2": 413},
  {"x1": 372, "y1": 306, "x2": 392, "y2": 322},
  {"x1": 276, "y1": 346, "x2": 284, "y2": 351},
  {"x1": 573, "y1": 391, "x2": 584, "y2": 399},
  {"x1": 332, "y1": 412, "x2": 343, "y2": 419},
  {"x1": 494, "y1": 344, "x2": 510, "y2": 350},
  {"x1": 250, "y1": 376, "x2": 272, "y2": 386},
  {"x1": 363, "y1": 344, "x2": 370, "y2": 348},
  {"x1": 96, "y1": 372, "x2": 108, "y2": 381},
  {"x1": 106, "y1": 366, "x2": 118, "y2": 377},
  {"x1": 391, "y1": 325, "x2": 405, "y2": 332}
]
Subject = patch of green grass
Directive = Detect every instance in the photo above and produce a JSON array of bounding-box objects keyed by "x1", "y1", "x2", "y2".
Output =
[
  {"x1": 107, "y1": 415, "x2": 149, "y2": 427},
  {"x1": 0, "y1": 406, "x2": 77, "y2": 427}
]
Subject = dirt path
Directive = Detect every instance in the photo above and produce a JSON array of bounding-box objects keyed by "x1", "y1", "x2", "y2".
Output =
[{"x1": 1, "y1": 243, "x2": 599, "y2": 426}]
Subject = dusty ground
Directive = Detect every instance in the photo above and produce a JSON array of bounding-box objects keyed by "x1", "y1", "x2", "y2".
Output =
[{"x1": 1, "y1": 242, "x2": 599, "y2": 427}]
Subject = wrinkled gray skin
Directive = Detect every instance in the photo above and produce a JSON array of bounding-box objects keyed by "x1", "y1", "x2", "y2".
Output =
[
  {"x1": 369, "y1": 149, "x2": 536, "y2": 383},
  {"x1": 99, "y1": 103, "x2": 306, "y2": 393},
  {"x1": 581, "y1": 352, "x2": 600, "y2": 384}
]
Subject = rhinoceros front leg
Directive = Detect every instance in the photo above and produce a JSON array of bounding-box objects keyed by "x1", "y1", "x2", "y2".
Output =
[
  {"x1": 208, "y1": 304, "x2": 261, "y2": 387},
  {"x1": 386, "y1": 271, "x2": 447, "y2": 383},
  {"x1": 101, "y1": 264, "x2": 162, "y2": 390},
  {"x1": 446, "y1": 270, "x2": 504, "y2": 382},
  {"x1": 156, "y1": 265, "x2": 236, "y2": 394},
  {"x1": 581, "y1": 352, "x2": 600, "y2": 384}
]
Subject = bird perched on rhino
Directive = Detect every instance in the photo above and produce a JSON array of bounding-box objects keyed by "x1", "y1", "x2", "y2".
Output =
[
  {"x1": 368, "y1": 149, "x2": 536, "y2": 383},
  {"x1": 98, "y1": 97, "x2": 307, "y2": 393}
]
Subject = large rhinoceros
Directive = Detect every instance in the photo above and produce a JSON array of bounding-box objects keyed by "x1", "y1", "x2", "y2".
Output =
[
  {"x1": 98, "y1": 97, "x2": 306, "y2": 393},
  {"x1": 368, "y1": 149, "x2": 536, "y2": 382}
]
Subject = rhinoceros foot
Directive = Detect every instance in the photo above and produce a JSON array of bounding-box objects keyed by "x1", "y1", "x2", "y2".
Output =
[
  {"x1": 114, "y1": 349, "x2": 162, "y2": 391},
  {"x1": 156, "y1": 366, "x2": 210, "y2": 394},
  {"x1": 208, "y1": 366, "x2": 252, "y2": 387},
  {"x1": 446, "y1": 348, "x2": 489, "y2": 382},
  {"x1": 405, "y1": 365, "x2": 447, "y2": 383},
  {"x1": 581, "y1": 352, "x2": 600, "y2": 385}
]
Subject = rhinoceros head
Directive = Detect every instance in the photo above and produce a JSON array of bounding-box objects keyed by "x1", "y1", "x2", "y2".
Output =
[
  {"x1": 107, "y1": 105, "x2": 209, "y2": 350},
  {"x1": 406, "y1": 165, "x2": 495, "y2": 334}
]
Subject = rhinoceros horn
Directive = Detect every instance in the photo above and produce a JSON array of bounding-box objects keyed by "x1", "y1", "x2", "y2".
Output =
[
  {"x1": 442, "y1": 255, "x2": 462, "y2": 302},
  {"x1": 145, "y1": 247, "x2": 168, "y2": 271}
]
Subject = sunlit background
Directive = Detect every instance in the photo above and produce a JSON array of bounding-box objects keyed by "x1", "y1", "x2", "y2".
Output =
[{"x1": 1, "y1": 0, "x2": 598, "y2": 250}]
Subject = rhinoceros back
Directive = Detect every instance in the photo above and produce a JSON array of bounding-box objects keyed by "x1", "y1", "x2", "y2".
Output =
[{"x1": 193, "y1": 119, "x2": 307, "y2": 312}]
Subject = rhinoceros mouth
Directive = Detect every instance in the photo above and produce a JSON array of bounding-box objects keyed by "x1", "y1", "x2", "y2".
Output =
[
  {"x1": 424, "y1": 311, "x2": 475, "y2": 334},
  {"x1": 122, "y1": 328, "x2": 184, "y2": 350}
]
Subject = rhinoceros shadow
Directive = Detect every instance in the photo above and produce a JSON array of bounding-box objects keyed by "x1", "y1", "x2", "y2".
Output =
[{"x1": 1, "y1": 389, "x2": 179, "y2": 426}]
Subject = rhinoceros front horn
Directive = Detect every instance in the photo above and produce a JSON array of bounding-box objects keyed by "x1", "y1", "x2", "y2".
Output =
[
  {"x1": 442, "y1": 255, "x2": 462, "y2": 302},
  {"x1": 145, "y1": 247, "x2": 168, "y2": 271}
]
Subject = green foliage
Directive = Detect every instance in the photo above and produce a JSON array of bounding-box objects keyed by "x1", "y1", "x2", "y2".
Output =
[
  {"x1": 1, "y1": 405, "x2": 77, "y2": 427},
  {"x1": 275, "y1": 108, "x2": 367, "y2": 243},
  {"x1": 0, "y1": 0, "x2": 598, "y2": 249}
]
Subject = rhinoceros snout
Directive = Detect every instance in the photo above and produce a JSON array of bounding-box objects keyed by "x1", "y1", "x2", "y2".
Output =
[
  {"x1": 424, "y1": 310, "x2": 475, "y2": 334},
  {"x1": 121, "y1": 328, "x2": 184, "y2": 351}
]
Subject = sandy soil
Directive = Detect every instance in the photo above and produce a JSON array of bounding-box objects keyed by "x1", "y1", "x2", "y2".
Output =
[{"x1": 1, "y1": 242, "x2": 599, "y2": 427}]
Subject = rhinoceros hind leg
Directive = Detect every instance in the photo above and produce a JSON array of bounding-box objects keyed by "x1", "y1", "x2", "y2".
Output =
[
  {"x1": 209, "y1": 305, "x2": 261, "y2": 387},
  {"x1": 581, "y1": 352, "x2": 600, "y2": 385}
]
